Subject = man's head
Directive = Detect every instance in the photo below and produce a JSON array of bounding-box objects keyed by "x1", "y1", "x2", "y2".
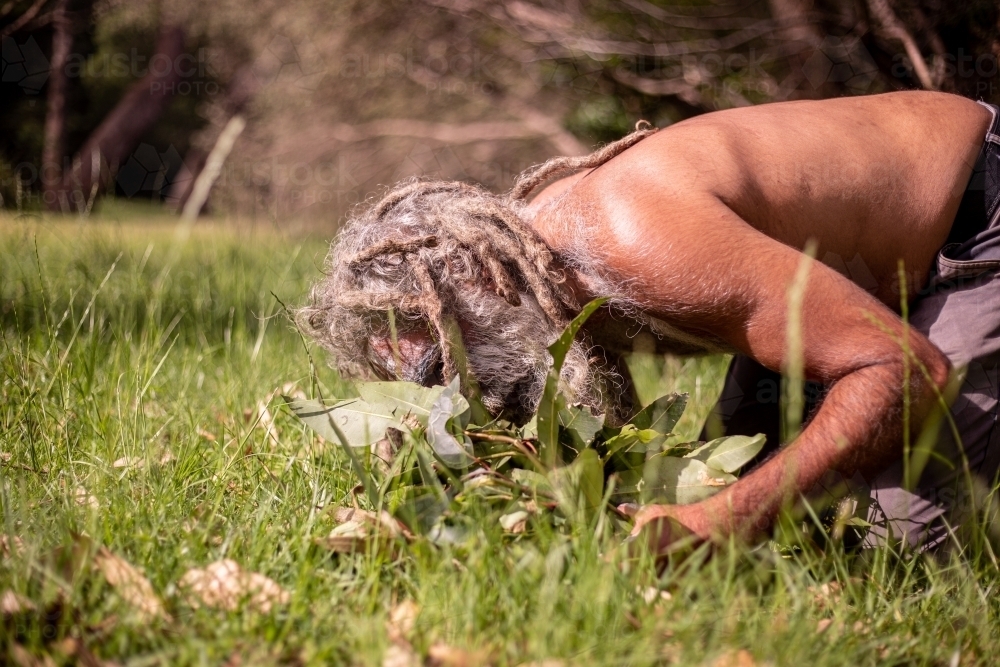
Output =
[{"x1": 298, "y1": 123, "x2": 658, "y2": 424}]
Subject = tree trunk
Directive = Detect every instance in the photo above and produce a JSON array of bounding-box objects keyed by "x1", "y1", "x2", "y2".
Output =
[
  {"x1": 53, "y1": 23, "x2": 186, "y2": 210},
  {"x1": 41, "y1": 0, "x2": 71, "y2": 210}
]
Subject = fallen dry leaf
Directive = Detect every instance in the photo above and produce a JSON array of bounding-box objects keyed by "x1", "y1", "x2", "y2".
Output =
[
  {"x1": 427, "y1": 643, "x2": 489, "y2": 667},
  {"x1": 808, "y1": 581, "x2": 843, "y2": 608},
  {"x1": 318, "y1": 508, "x2": 408, "y2": 554},
  {"x1": 816, "y1": 618, "x2": 833, "y2": 634},
  {"x1": 1, "y1": 590, "x2": 36, "y2": 615},
  {"x1": 387, "y1": 599, "x2": 420, "y2": 643},
  {"x1": 93, "y1": 547, "x2": 169, "y2": 622},
  {"x1": 51, "y1": 637, "x2": 122, "y2": 667},
  {"x1": 383, "y1": 644, "x2": 420, "y2": 667},
  {"x1": 499, "y1": 511, "x2": 528, "y2": 534},
  {"x1": 112, "y1": 457, "x2": 142, "y2": 470},
  {"x1": 74, "y1": 487, "x2": 99, "y2": 508},
  {"x1": 9, "y1": 644, "x2": 56, "y2": 667},
  {"x1": 709, "y1": 649, "x2": 756, "y2": 667},
  {"x1": 1, "y1": 535, "x2": 24, "y2": 560},
  {"x1": 179, "y1": 559, "x2": 290, "y2": 613},
  {"x1": 639, "y1": 586, "x2": 673, "y2": 604}
]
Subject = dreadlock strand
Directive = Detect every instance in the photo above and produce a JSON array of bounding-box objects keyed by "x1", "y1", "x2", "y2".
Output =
[
  {"x1": 372, "y1": 181, "x2": 463, "y2": 219},
  {"x1": 478, "y1": 247, "x2": 522, "y2": 307},
  {"x1": 347, "y1": 235, "x2": 438, "y2": 267},
  {"x1": 509, "y1": 121, "x2": 658, "y2": 201},
  {"x1": 411, "y1": 258, "x2": 455, "y2": 381}
]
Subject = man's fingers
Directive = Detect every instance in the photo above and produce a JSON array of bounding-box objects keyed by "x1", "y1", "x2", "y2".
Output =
[
  {"x1": 617, "y1": 502, "x2": 640, "y2": 517},
  {"x1": 627, "y1": 504, "x2": 674, "y2": 536}
]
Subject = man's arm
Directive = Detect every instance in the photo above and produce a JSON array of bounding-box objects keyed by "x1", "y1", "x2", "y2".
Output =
[{"x1": 594, "y1": 195, "x2": 952, "y2": 544}]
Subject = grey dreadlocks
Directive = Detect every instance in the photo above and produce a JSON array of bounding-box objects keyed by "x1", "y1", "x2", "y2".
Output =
[{"x1": 299, "y1": 122, "x2": 657, "y2": 423}]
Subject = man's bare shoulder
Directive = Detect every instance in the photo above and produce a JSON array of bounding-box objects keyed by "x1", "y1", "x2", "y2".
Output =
[{"x1": 531, "y1": 91, "x2": 990, "y2": 307}]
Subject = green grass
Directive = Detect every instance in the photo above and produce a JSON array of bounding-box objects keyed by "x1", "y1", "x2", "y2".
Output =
[{"x1": 2, "y1": 214, "x2": 999, "y2": 666}]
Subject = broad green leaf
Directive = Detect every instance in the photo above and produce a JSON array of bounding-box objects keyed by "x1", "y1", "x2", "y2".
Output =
[
  {"x1": 551, "y1": 448, "x2": 604, "y2": 522},
  {"x1": 392, "y1": 487, "x2": 450, "y2": 536},
  {"x1": 537, "y1": 298, "x2": 609, "y2": 467},
  {"x1": 285, "y1": 397, "x2": 404, "y2": 448},
  {"x1": 604, "y1": 425, "x2": 663, "y2": 457},
  {"x1": 283, "y1": 397, "x2": 380, "y2": 507},
  {"x1": 629, "y1": 393, "x2": 688, "y2": 435},
  {"x1": 684, "y1": 433, "x2": 766, "y2": 473},
  {"x1": 558, "y1": 404, "x2": 605, "y2": 449},
  {"x1": 511, "y1": 469, "x2": 554, "y2": 496},
  {"x1": 520, "y1": 415, "x2": 538, "y2": 440},
  {"x1": 356, "y1": 381, "x2": 445, "y2": 419},
  {"x1": 608, "y1": 465, "x2": 644, "y2": 502},
  {"x1": 641, "y1": 455, "x2": 735, "y2": 505},
  {"x1": 426, "y1": 376, "x2": 473, "y2": 469}
]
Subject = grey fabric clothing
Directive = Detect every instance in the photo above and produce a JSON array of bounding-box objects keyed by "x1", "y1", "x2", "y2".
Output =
[{"x1": 705, "y1": 101, "x2": 1000, "y2": 549}]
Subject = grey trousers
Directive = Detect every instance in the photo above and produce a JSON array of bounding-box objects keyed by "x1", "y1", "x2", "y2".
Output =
[{"x1": 708, "y1": 263, "x2": 1000, "y2": 550}]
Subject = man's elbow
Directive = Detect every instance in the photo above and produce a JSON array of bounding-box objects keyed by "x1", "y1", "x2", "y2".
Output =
[{"x1": 919, "y1": 346, "x2": 952, "y2": 396}]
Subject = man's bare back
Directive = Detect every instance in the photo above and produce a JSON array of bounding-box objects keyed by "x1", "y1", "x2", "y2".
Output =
[{"x1": 531, "y1": 91, "x2": 990, "y2": 310}]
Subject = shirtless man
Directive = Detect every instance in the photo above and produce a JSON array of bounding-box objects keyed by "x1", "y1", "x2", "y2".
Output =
[{"x1": 301, "y1": 91, "x2": 1000, "y2": 552}]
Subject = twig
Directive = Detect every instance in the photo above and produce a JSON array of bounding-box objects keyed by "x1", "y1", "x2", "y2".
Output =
[
  {"x1": 465, "y1": 430, "x2": 543, "y2": 469},
  {"x1": 866, "y1": 0, "x2": 936, "y2": 90},
  {"x1": 0, "y1": 0, "x2": 47, "y2": 39}
]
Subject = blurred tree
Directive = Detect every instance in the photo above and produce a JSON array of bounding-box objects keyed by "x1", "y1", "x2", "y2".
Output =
[{"x1": 1, "y1": 0, "x2": 998, "y2": 219}]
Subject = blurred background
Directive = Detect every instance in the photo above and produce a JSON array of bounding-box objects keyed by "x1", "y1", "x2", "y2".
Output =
[{"x1": 1, "y1": 0, "x2": 999, "y2": 225}]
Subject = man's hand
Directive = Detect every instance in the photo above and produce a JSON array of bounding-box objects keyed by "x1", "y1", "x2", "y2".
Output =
[{"x1": 621, "y1": 502, "x2": 707, "y2": 557}]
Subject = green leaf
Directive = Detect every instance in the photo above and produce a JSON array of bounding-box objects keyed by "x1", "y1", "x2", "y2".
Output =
[
  {"x1": 285, "y1": 381, "x2": 460, "y2": 450},
  {"x1": 537, "y1": 297, "x2": 608, "y2": 468},
  {"x1": 285, "y1": 397, "x2": 405, "y2": 448},
  {"x1": 520, "y1": 415, "x2": 538, "y2": 440},
  {"x1": 629, "y1": 393, "x2": 688, "y2": 435},
  {"x1": 684, "y1": 433, "x2": 767, "y2": 473},
  {"x1": 551, "y1": 448, "x2": 604, "y2": 522},
  {"x1": 283, "y1": 397, "x2": 379, "y2": 507},
  {"x1": 392, "y1": 487, "x2": 450, "y2": 536},
  {"x1": 558, "y1": 404, "x2": 605, "y2": 449},
  {"x1": 356, "y1": 381, "x2": 445, "y2": 419},
  {"x1": 511, "y1": 469, "x2": 554, "y2": 496},
  {"x1": 604, "y1": 425, "x2": 663, "y2": 457},
  {"x1": 641, "y1": 455, "x2": 736, "y2": 505},
  {"x1": 425, "y1": 376, "x2": 473, "y2": 469}
]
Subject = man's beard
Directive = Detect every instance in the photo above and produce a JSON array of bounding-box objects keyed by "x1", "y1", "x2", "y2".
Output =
[{"x1": 455, "y1": 290, "x2": 614, "y2": 425}]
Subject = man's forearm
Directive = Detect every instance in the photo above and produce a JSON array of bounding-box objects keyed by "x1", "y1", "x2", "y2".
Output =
[{"x1": 692, "y1": 361, "x2": 941, "y2": 540}]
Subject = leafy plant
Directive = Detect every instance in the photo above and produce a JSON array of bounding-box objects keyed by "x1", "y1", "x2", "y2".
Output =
[{"x1": 285, "y1": 299, "x2": 765, "y2": 550}]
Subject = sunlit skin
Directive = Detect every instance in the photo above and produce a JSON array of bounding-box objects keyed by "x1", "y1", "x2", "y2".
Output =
[{"x1": 383, "y1": 91, "x2": 990, "y2": 553}]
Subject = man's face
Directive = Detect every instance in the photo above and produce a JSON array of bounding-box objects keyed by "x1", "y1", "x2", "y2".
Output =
[
  {"x1": 368, "y1": 327, "x2": 443, "y2": 386},
  {"x1": 365, "y1": 298, "x2": 556, "y2": 424}
]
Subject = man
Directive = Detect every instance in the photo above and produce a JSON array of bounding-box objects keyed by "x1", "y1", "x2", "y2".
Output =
[{"x1": 301, "y1": 91, "x2": 1000, "y2": 552}]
